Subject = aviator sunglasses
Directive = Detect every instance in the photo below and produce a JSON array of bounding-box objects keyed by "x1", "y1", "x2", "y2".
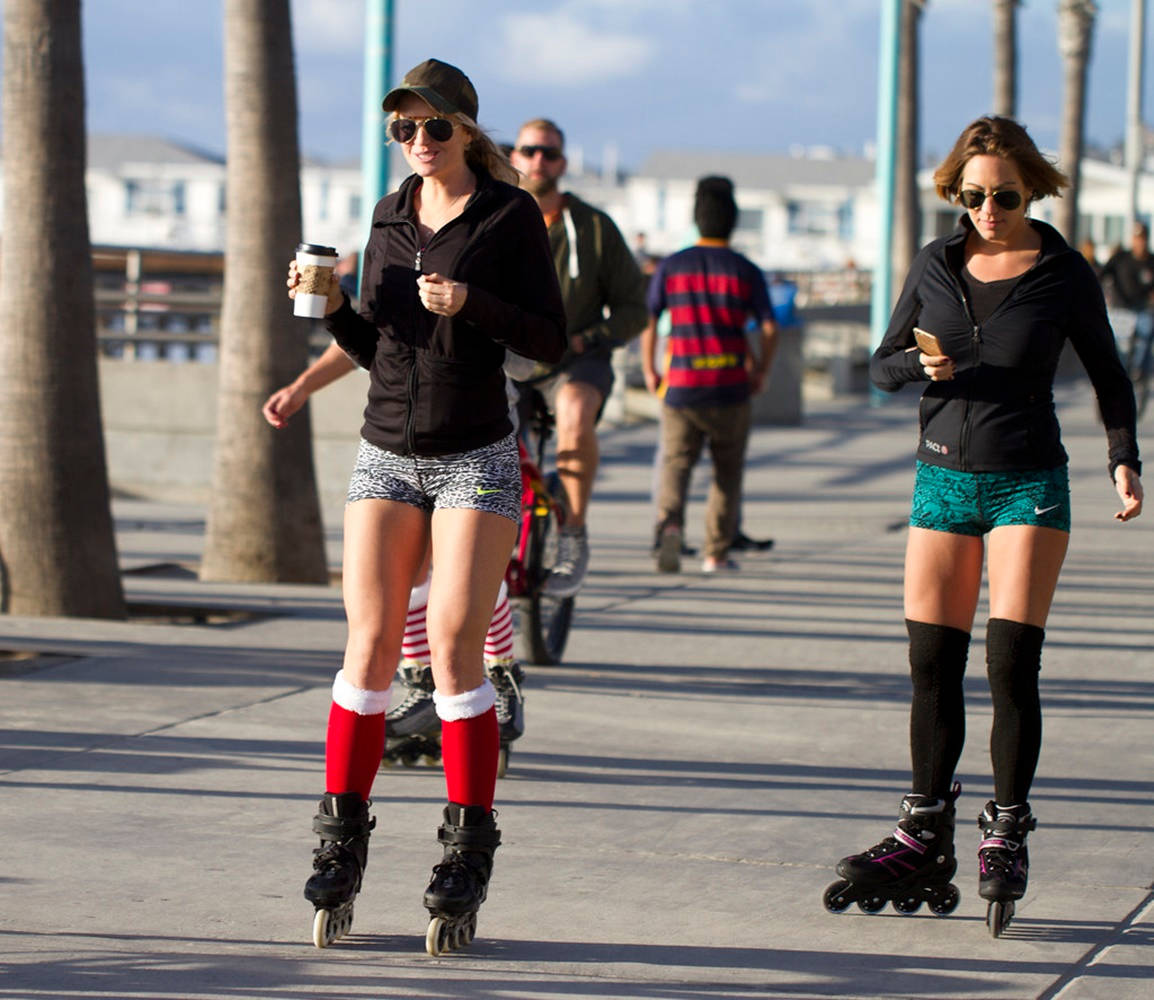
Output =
[
  {"x1": 389, "y1": 116, "x2": 456, "y2": 144},
  {"x1": 515, "y1": 144, "x2": 563, "y2": 162},
  {"x1": 959, "y1": 188, "x2": 1023, "y2": 211}
]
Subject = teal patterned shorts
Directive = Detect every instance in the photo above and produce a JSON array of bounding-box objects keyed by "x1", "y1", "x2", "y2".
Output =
[{"x1": 910, "y1": 462, "x2": 1071, "y2": 536}]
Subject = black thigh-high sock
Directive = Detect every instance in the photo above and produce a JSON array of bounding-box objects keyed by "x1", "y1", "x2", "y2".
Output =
[
  {"x1": 986, "y1": 617, "x2": 1045, "y2": 804},
  {"x1": 907, "y1": 619, "x2": 971, "y2": 799}
]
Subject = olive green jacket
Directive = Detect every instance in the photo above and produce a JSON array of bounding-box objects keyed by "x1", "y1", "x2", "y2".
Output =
[{"x1": 546, "y1": 192, "x2": 647, "y2": 365}]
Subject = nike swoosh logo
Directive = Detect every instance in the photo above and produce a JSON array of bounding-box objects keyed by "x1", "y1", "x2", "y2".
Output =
[
  {"x1": 476, "y1": 487, "x2": 502, "y2": 496},
  {"x1": 1034, "y1": 504, "x2": 1060, "y2": 516}
]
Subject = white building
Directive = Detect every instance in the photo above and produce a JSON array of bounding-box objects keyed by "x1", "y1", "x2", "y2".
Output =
[
  {"x1": 0, "y1": 134, "x2": 366, "y2": 258},
  {"x1": 4, "y1": 133, "x2": 1152, "y2": 273}
]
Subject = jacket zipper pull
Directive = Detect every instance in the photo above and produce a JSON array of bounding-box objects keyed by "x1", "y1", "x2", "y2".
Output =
[{"x1": 414, "y1": 247, "x2": 423, "y2": 270}]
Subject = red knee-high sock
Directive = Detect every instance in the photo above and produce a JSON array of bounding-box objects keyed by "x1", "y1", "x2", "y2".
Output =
[
  {"x1": 324, "y1": 672, "x2": 389, "y2": 800},
  {"x1": 440, "y1": 709, "x2": 500, "y2": 811}
]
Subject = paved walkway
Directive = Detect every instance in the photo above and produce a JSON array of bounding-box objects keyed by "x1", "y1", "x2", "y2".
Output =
[{"x1": 1, "y1": 382, "x2": 1152, "y2": 999}]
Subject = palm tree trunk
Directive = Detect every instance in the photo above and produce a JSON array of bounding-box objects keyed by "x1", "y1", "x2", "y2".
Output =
[
  {"x1": 201, "y1": 0, "x2": 328, "y2": 583},
  {"x1": 892, "y1": 0, "x2": 925, "y2": 300},
  {"x1": 993, "y1": 0, "x2": 1019, "y2": 118},
  {"x1": 1055, "y1": 0, "x2": 1098, "y2": 245},
  {"x1": 0, "y1": 0, "x2": 125, "y2": 617}
]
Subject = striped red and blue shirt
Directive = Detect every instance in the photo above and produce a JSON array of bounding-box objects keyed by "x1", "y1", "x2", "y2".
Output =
[{"x1": 647, "y1": 245, "x2": 774, "y2": 407}]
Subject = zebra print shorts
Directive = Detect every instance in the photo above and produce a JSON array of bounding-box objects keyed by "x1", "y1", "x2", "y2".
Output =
[{"x1": 346, "y1": 433, "x2": 521, "y2": 524}]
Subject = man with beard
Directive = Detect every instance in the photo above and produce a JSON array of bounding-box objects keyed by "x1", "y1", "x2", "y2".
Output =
[{"x1": 508, "y1": 119, "x2": 647, "y2": 597}]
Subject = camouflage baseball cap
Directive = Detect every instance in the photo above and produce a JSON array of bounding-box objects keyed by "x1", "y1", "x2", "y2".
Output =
[{"x1": 382, "y1": 58, "x2": 478, "y2": 121}]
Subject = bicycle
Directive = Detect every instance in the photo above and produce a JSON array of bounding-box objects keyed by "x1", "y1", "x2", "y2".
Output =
[{"x1": 504, "y1": 384, "x2": 575, "y2": 667}]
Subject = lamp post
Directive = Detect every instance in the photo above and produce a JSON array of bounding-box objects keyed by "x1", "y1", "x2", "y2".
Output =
[
  {"x1": 870, "y1": 0, "x2": 902, "y2": 397},
  {"x1": 1126, "y1": 0, "x2": 1146, "y2": 226},
  {"x1": 361, "y1": 0, "x2": 394, "y2": 246}
]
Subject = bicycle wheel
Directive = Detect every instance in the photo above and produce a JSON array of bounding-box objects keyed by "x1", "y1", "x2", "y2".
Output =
[{"x1": 513, "y1": 472, "x2": 575, "y2": 665}]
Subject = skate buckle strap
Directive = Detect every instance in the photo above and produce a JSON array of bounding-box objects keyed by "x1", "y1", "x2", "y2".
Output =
[
  {"x1": 979, "y1": 835, "x2": 1016, "y2": 852},
  {"x1": 438, "y1": 823, "x2": 502, "y2": 851},
  {"x1": 893, "y1": 827, "x2": 928, "y2": 855},
  {"x1": 313, "y1": 812, "x2": 376, "y2": 840}
]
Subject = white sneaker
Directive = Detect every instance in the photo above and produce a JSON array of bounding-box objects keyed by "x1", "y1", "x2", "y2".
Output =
[
  {"x1": 545, "y1": 527, "x2": 588, "y2": 598},
  {"x1": 701, "y1": 556, "x2": 739, "y2": 574}
]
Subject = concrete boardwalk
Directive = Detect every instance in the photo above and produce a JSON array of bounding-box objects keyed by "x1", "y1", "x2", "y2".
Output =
[{"x1": 1, "y1": 383, "x2": 1152, "y2": 999}]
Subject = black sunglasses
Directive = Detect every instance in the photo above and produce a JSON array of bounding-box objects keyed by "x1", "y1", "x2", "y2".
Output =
[
  {"x1": 959, "y1": 188, "x2": 1023, "y2": 211},
  {"x1": 389, "y1": 116, "x2": 455, "y2": 144},
  {"x1": 515, "y1": 144, "x2": 563, "y2": 162}
]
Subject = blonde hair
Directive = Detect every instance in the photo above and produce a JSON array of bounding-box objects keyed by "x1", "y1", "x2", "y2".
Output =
[
  {"x1": 932, "y1": 116, "x2": 1067, "y2": 204},
  {"x1": 516, "y1": 118, "x2": 565, "y2": 149},
  {"x1": 387, "y1": 109, "x2": 517, "y2": 185}
]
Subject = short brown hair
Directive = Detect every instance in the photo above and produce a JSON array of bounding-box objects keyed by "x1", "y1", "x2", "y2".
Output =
[
  {"x1": 932, "y1": 116, "x2": 1067, "y2": 205},
  {"x1": 516, "y1": 118, "x2": 565, "y2": 150}
]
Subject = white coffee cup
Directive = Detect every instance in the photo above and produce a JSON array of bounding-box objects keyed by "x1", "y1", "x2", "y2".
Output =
[{"x1": 294, "y1": 243, "x2": 339, "y2": 318}]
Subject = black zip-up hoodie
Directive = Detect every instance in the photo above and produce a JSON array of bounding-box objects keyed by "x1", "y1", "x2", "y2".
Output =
[
  {"x1": 326, "y1": 169, "x2": 567, "y2": 455},
  {"x1": 871, "y1": 217, "x2": 1140, "y2": 479}
]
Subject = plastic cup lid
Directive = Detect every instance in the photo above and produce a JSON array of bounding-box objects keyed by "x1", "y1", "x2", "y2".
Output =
[{"x1": 297, "y1": 243, "x2": 338, "y2": 256}]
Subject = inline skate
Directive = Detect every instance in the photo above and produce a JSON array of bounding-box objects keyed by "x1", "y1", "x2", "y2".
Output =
[
  {"x1": 381, "y1": 660, "x2": 441, "y2": 768},
  {"x1": 423, "y1": 803, "x2": 501, "y2": 956},
  {"x1": 824, "y1": 783, "x2": 961, "y2": 916},
  {"x1": 485, "y1": 656, "x2": 525, "y2": 777},
  {"x1": 978, "y1": 801, "x2": 1036, "y2": 937},
  {"x1": 304, "y1": 792, "x2": 375, "y2": 948}
]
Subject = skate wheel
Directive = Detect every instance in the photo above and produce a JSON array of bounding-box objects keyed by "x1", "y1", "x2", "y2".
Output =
[
  {"x1": 462, "y1": 911, "x2": 477, "y2": 946},
  {"x1": 426, "y1": 916, "x2": 449, "y2": 957},
  {"x1": 312, "y1": 908, "x2": 330, "y2": 949},
  {"x1": 987, "y1": 899, "x2": 1014, "y2": 937},
  {"x1": 857, "y1": 892, "x2": 887, "y2": 914},
  {"x1": 379, "y1": 756, "x2": 395, "y2": 770},
  {"x1": 822, "y1": 880, "x2": 853, "y2": 913},
  {"x1": 497, "y1": 746, "x2": 509, "y2": 779},
  {"x1": 930, "y1": 884, "x2": 961, "y2": 916},
  {"x1": 892, "y1": 894, "x2": 922, "y2": 914}
]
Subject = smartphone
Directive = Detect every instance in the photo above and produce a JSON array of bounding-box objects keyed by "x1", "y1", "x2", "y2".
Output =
[{"x1": 913, "y1": 327, "x2": 945, "y2": 356}]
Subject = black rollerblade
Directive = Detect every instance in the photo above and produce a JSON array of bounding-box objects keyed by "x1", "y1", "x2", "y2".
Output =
[
  {"x1": 486, "y1": 656, "x2": 525, "y2": 778},
  {"x1": 824, "y1": 783, "x2": 961, "y2": 917},
  {"x1": 978, "y1": 801, "x2": 1036, "y2": 937},
  {"x1": 381, "y1": 660, "x2": 441, "y2": 768},
  {"x1": 304, "y1": 792, "x2": 375, "y2": 948},
  {"x1": 423, "y1": 803, "x2": 501, "y2": 956}
]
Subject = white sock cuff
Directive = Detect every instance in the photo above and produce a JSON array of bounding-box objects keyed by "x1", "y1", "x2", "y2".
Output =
[
  {"x1": 494, "y1": 579, "x2": 508, "y2": 608},
  {"x1": 332, "y1": 670, "x2": 391, "y2": 715},
  {"x1": 409, "y1": 576, "x2": 431, "y2": 611},
  {"x1": 433, "y1": 679, "x2": 497, "y2": 721}
]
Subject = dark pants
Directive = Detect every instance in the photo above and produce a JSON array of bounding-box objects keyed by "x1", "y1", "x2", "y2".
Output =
[{"x1": 656, "y1": 401, "x2": 751, "y2": 560}]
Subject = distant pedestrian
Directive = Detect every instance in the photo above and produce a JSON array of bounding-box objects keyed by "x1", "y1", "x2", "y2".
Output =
[
  {"x1": 641, "y1": 175, "x2": 778, "y2": 574},
  {"x1": 824, "y1": 116, "x2": 1143, "y2": 937},
  {"x1": 1102, "y1": 221, "x2": 1154, "y2": 377}
]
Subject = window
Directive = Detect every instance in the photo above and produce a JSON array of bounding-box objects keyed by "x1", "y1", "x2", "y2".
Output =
[
  {"x1": 736, "y1": 208, "x2": 764, "y2": 233},
  {"x1": 124, "y1": 178, "x2": 187, "y2": 217},
  {"x1": 787, "y1": 199, "x2": 853, "y2": 237}
]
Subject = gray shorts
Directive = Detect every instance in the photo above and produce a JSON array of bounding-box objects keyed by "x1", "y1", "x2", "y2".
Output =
[
  {"x1": 538, "y1": 354, "x2": 614, "y2": 422},
  {"x1": 346, "y1": 433, "x2": 521, "y2": 523}
]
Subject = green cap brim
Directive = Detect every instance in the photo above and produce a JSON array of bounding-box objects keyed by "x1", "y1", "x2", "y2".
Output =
[{"x1": 381, "y1": 85, "x2": 458, "y2": 116}]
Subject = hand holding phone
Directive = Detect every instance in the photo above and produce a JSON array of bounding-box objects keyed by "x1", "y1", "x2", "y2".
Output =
[
  {"x1": 913, "y1": 327, "x2": 945, "y2": 357},
  {"x1": 912, "y1": 327, "x2": 955, "y2": 381}
]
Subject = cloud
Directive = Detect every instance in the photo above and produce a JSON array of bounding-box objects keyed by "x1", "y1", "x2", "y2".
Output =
[
  {"x1": 497, "y1": 8, "x2": 655, "y2": 85},
  {"x1": 291, "y1": 0, "x2": 363, "y2": 55}
]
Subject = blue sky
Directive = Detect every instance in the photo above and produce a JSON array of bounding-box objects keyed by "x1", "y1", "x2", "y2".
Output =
[{"x1": 67, "y1": 0, "x2": 1150, "y2": 168}]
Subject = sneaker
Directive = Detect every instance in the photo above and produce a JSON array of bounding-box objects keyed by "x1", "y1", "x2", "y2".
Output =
[
  {"x1": 656, "y1": 523, "x2": 682, "y2": 573},
  {"x1": 701, "y1": 556, "x2": 739, "y2": 573},
  {"x1": 730, "y1": 530, "x2": 774, "y2": 553},
  {"x1": 651, "y1": 525, "x2": 697, "y2": 557},
  {"x1": 485, "y1": 656, "x2": 525, "y2": 744},
  {"x1": 545, "y1": 526, "x2": 588, "y2": 598}
]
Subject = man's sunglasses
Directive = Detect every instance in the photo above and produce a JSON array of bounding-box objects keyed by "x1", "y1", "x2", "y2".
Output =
[
  {"x1": 959, "y1": 188, "x2": 1023, "y2": 211},
  {"x1": 389, "y1": 116, "x2": 455, "y2": 144},
  {"x1": 515, "y1": 144, "x2": 563, "y2": 162}
]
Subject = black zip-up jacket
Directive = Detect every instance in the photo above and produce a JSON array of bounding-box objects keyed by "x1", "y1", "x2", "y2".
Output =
[
  {"x1": 871, "y1": 217, "x2": 1141, "y2": 479},
  {"x1": 325, "y1": 169, "x2": 566, "y2": 455}
]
